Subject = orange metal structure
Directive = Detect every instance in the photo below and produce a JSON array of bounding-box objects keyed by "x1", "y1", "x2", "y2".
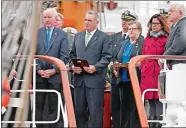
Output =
[
  {"x1": 2, "y1": 77, "x2": 11, "y2": 111},
  {"x1": 103, "y1": 90, "x2": 112, "y2": 128},
  {"x1": 57, "y1": 1, "x2": 95, "y2": 32},
  {"x1": 35, "y1": 55, "x2": 76, "y2": 127},
  {"x1": 128, "y1": 55, "x2": 186, "y2": 127}
]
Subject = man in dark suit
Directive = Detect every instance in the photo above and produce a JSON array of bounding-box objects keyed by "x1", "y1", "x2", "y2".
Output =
[
  {"x1": 36, "y1": 8, "x2": 69, "y2": 128},
  {"x1": 163, "y1": 3, "x2": 186, "y2": 65},
  {"x1": 70, "y1": 10, "x2": 112, "y2": 127},
  {"x1": 110, "y1": 9, "x2": 138, "y2": 128}
]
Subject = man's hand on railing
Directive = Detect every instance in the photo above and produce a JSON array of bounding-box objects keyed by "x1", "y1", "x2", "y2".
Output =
[
  {"x1": 158, "y1": 59, "x2": 165, "y2": 65},
  {"x1": 158, "y1": 59, "x2": 166, "y2": 69}
]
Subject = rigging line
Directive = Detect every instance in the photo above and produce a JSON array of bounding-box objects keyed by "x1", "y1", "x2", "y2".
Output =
[
  {"x1": 2, "y1": 2, "x2": 34, "y2": 125},
  {"x1": 15, "y1": 2, "x2": 41, "y2": 126},
  {"x1": 2, "y1": 1, "x2": 34, "y2": 80},
  {"x1": 2, "y1": 43, "x2": 31, "y2": 127},
  {"x1": 102, "y1": 1, "x2": 106, "y2": 27}
]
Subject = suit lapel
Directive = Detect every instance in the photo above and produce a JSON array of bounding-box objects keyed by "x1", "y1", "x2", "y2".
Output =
[
  {"x1": 118, "y1": 32, "x2": 123, "y2": 42},
  {"x1": 42, "y1": 28, "x2": 47, "y2": 50},
  {"x1": 85, "y1": 29, "x2": 99, "y2": 50},
  {"x1": 113, "y1": 32, "x2": 122, "y2": 58},
  {"x1": 118, "y1": 41, "x2": 128, "y2": 62},
  {"x1": 115, "y1": 33, "x2": 127, "y2": 58},
  {"x1": 81, "y1": 31, "x2": 86, "y2": 50},
  {"x1": 46, "y1": 27, "x2": 58, "y2": 52}
]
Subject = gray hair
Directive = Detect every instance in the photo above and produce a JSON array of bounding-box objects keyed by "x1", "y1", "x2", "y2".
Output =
[
  {"x1": 128, "y1": 21, "x2": 142, "y2": 34},
  {"x1": 43, "y1": 8, "x2": 58, "y2": 18},
  {"x1": 86, "y1": 10, "x2": 99, "y2": 21},
  {"x1": 171, "y1": 3, "x2": 186, "y2": 15}
]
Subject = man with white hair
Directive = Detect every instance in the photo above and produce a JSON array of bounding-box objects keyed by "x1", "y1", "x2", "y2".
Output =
[
  {"x1": 163, "y1": 3, "x2": 186, "y2": 66},
  {"x1": 36, "y1": 8, "x2": 69, "y2": 128}
]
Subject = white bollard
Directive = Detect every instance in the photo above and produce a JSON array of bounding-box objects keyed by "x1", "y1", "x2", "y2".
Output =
[
  {"x1": 164, "y1": 103, "x2": 177, "y2": 127},
  {"x1": 177, "y1": 102, "x2": 186, "y2": 126}
]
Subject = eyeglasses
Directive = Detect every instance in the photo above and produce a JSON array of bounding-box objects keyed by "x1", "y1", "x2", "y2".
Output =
[
  {"x1": 128, "y1": 28, "x2": 139, "y2": 31},
  {"x1": 151, "y1": 22, "x2": 161, "y2": 25}
]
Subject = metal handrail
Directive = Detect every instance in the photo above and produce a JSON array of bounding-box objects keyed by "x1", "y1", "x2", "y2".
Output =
[
  {"x1": 128, "y1": 55, "x2": 186, "y2": 128},
  {"x1": 13, "y1": 55, "x2": 76, "y2": 127},
  {"x1": 2, "y1": 90, "x2": 61, "y2": 124},
  {"x1": 141, "y1": 89, "x2": 166, "y2": 123}
]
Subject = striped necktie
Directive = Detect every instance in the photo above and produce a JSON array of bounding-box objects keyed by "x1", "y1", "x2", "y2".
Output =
[{"x1": 85, "y1": 32, "x2": 91, "y2": 47}]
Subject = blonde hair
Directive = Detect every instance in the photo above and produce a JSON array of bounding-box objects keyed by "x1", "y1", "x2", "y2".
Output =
[{"x1": 57, "y1": 13, "x2": 64, "y2": 21}]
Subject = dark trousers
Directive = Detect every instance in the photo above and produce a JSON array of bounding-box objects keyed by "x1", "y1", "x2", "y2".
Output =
[
  {"x1": 111, "y1": 84, "x2": 121, "y2": 128},
  {"x1": 35, "y1": 79, "x2": 63, "y2": 128},
  {"x1": 149, "y1": 99, "x2": 163, "y2": 118},
  {"x1": 74, "y1": 82, "x2": 104, "y2": 128},
  {"x1": 111, "y1": 81, "x2": 140, "y2": 128}
]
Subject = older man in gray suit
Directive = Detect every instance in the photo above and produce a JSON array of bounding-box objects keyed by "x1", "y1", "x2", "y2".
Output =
[
  {"x1": 70, "y1": 10, "x2": 112, "y2": 127},
  {"x1": 36, "y1": 8, "x2": 69, "y2": 128},
  {"x1": 163, "y1": 3, "x2": 186, "y2": 65}
]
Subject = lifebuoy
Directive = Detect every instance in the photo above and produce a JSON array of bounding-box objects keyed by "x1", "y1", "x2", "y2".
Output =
[
  {"x1": 2, "y1": 77, "x2": 11, "y2": 114},
  {"x1": 106, "y1": 0, "x2": 117, "y2": 10}
]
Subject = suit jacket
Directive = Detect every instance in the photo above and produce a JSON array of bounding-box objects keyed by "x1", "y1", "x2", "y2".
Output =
[
  {"x1": 164, "y1": 17, "x2": 186, "y2": 65},
  {"x1": 36, "y1": 27, "x2": 69, "y2": 83},
  {"x1": 116, "y1": 35, "x2": 144, "y2": 83},
  {"x1": 67, "y1": 33, "x2": 75, "y2": 53},
  {"x1": 110, "y1": 31, "x2": 129, "y2": 84},
  {"x1": 70, "y1": 29, "x2": 112, "y2": 88}
]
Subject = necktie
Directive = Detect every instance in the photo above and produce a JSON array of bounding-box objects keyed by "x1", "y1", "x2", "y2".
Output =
[
  {"x1": 171, "y1": 25, "x2": 175, "y2": 30},
  {"x1": 85, "y1": 32, "x2": 91, "y2": 47},
  {"x1": 46, "y1": 28, "x2": 51, "y2": 48},
  {"x1": 122, "y1": 34, "x2": 126, "y2": 41}
]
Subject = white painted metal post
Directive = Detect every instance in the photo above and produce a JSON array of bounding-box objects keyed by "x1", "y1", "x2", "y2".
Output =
[{"x1": 32, "y1": 59, "x2": 36, "y2": 126}]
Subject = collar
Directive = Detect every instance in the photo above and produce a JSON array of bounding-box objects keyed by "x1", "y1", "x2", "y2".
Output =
[
  {"x1": 122, "y1": 31, "x2": 129, "y2": 38},
  {"x1": 172, "y1": 16, "x2": 186, "y2": 28},
  {"x1": 86, "y1": 28, "x2": 97, "y2": 36},
  {"x1": 46, "y1": 27, "x2": 54, "y2": 31}
]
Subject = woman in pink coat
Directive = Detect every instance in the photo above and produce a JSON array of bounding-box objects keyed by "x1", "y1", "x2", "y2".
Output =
[{"x1": 140, "y1": 14, "x2": 170, "y2": 127}]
